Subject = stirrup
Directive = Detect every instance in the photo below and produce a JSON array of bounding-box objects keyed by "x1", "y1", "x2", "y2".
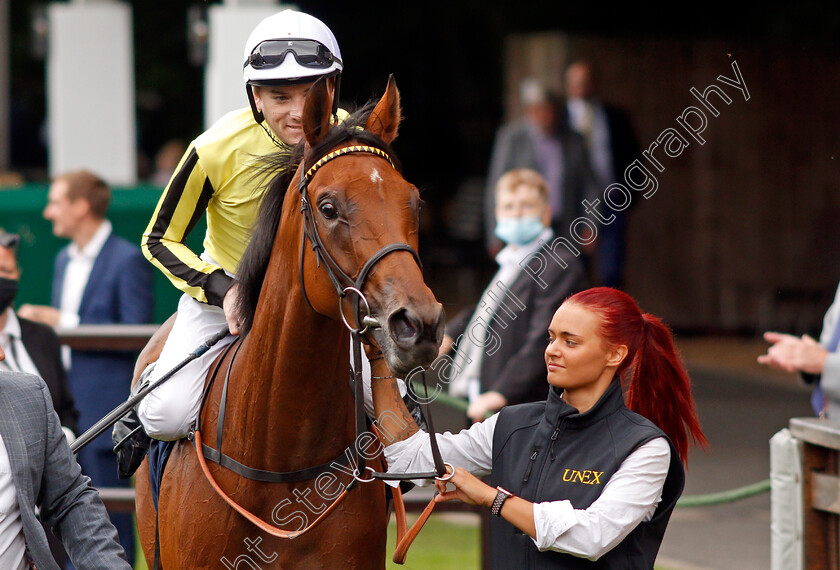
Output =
[{"x1": 112, "y1": 365, "x2": 155, "y2": 479}]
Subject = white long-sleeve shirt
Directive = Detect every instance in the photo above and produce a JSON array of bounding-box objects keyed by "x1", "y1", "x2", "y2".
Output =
[{"x1": 384, "y1": 414, "x2": 671, "y2": 560}]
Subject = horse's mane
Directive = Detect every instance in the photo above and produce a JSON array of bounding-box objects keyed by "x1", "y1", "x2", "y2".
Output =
[{"x1": 236, "y1": 101, "x2": 401, "y2": 335}]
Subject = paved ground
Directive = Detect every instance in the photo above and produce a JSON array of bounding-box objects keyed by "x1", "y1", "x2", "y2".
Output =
[{"x1": 657, "y1": 336, "x2": 814, "y2": 570}]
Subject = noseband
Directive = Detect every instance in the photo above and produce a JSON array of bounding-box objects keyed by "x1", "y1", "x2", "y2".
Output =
[
  {"x1": 296, "y1": 143, "x2": 447, "y2": 483},
  {"x1": 297, "y1": 144, "x2": 422, "y2": 334}
]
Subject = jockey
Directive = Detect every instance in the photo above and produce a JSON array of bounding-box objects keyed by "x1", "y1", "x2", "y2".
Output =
[{"x1": 119, "y1": 11, "x2": 346, "y2": 468}]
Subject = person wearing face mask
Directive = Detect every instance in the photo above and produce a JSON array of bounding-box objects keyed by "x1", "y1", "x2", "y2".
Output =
[
  {"x1": 444, "y1": 169, "x2": 587, "y2": 422},
  {"x1": 0, "y1": 231, "x2": 78, "y2": 439},
  {"x1": 0, "y1": 230, "x2": 80, "y2": 568},
  {"x1": 484, "y1": 78, "x2": 598, "y2": 258}
]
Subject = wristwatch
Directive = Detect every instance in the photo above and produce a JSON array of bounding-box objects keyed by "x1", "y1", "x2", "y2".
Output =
[{"x1": 490, "y1": 486, "x2": 514, "y2": 517}]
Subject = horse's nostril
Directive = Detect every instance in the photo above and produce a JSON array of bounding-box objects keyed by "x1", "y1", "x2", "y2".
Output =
[{"x1": 388, "y1": 309, "x2": 419, "y2": 345}]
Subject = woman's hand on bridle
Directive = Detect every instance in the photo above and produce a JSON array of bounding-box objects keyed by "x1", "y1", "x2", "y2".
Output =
[
  {"x1": 434, "y1": 467, "x2": 495, "y2": 508},
  {"x1": 363, "y1": 342, "x2": 384, "y2": 363}
]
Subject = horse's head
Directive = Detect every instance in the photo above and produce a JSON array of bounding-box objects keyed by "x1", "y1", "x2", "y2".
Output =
[{"x1": 294, "y1": 76, "x2": 444, "y2": 375}]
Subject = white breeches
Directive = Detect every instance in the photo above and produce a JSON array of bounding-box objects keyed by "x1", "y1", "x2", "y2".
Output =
[
  {"x1": 137, "y1": 293, "x2": 234, "y2": 440},
  {"x1": 137, "y1": 286, "x2": 406, "y2": 441}
]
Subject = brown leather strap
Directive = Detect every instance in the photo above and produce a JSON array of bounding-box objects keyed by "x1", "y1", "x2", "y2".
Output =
[
  {"x1": 392, "y1": 484, "x2": 408, "y2": 540},
  {"x1": 391, "y1": 484, "x2": 438, "y2": 565},
  {"x1": 367, "y1": 424, "x2": 440, "y2": 564},
  {"x1": 193, "y1": 428, "x2": 352, "y2": 539}
]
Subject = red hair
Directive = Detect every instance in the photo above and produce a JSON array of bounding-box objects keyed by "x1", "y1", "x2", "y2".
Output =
[{"x1": 565, "y1": 287, "x2": 707, "y2": 464}]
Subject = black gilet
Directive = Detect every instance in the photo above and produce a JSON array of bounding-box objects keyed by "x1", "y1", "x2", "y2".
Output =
[{"x1": 488, "y1": 380, "x2": 685, "y2": 569}]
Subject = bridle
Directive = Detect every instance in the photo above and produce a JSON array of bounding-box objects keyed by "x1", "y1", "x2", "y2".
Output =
[
  {"x1": 297, "y1": 144, "x2": 421, "y2": 335},
  {"x1": 296, "y1": 143, "x2": 448, "y2": 481},
  {"x1": 193, "y1": 142, "x2": 450, "y2": 545}
]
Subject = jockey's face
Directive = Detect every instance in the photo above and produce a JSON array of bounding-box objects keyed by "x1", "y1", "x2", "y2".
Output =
[{"x1": 253, "y1": 79, "x2": 335, "y2": 145}]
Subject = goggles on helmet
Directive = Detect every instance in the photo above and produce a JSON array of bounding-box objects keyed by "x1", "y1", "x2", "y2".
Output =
[{"x1": 245, "y1": 39, "x2": 342, "y2": 71}]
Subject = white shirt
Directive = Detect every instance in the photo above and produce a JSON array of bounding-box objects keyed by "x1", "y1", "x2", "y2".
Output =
[
  {"x1": 567, "y1": 98, "x2": 614, "y2": 189},
  {"x1": 1, "y1": 310, "x2": 76, "y2": 442},
  {"x1": 58, "y1": 220, "x2": 113, "y2": 328},
  {"x1": 0, "y1": 309, "x2": 40, "y2": 376},
  {"x1": 384, "y1": 415, "x2": 671, "y2": 560},
  {"x1": 0, "y1": 431, "x2": 27, "y2": 570}
]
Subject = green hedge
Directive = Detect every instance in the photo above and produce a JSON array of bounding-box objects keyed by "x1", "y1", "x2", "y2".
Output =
[{"x1": 0, "y1": 184, "x2": 206, "y2": 324}]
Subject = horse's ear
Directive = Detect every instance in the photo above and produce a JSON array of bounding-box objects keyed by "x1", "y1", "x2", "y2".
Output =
[
  {"x1": 303, "y1": 77, "x2": 333, "y2": 147},
  {"x1": 365, "y1": 74, "x2": 401, "y2": 144}
]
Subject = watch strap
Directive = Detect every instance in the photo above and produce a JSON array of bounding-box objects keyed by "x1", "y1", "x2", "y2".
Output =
[{"x1": 491, "y1": 486, "x2": 513, "y2": 517}]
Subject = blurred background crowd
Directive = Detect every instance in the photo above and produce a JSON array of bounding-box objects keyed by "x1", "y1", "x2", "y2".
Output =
[
  {"x1": 1, "y1": 0, "x2": 838, "y2": 335},
  {"x1": 0, "y1": 2, "x2": 839, "y2": 567}
]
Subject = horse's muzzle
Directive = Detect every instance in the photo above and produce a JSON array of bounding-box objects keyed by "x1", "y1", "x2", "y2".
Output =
[{"x1": 383, "y1": 304, "x2": 444, "y2": 373}]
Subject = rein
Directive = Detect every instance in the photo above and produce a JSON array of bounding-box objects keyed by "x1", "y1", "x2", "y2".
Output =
[{"x1": 192, "y1": 143, "x2": 450, "y2": 557}]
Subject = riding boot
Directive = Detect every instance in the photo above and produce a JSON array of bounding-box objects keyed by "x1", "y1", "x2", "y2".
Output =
[{"x1": 112, "y1": 365, "x2": 155, "y2": 479}]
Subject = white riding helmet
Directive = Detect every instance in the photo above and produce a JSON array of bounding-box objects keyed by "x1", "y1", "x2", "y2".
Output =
[{"x1": 243, "y1": 10, "x2": 343, "y2": 86}]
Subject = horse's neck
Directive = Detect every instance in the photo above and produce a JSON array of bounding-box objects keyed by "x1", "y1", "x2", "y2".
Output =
[{"x1": 233, "y1": 262, "x2": 355, "y2": 465}]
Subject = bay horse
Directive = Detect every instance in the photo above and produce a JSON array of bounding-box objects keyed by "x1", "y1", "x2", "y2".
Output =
[{"x1": 134, "y1": 76, "x2": 444, "y2": 568}]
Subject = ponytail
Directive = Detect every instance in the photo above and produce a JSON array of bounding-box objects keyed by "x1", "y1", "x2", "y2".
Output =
[
  {"x1": 565, "y1": 287, "x2": 707, "y2": 465},
  {"x1": 628, "y1": 313, "x2": 707, "y2": 464}
]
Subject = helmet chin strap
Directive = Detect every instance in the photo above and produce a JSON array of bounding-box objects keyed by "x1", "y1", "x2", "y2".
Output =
[
  {"x1": 332, "y1": 74, "x2": 341, "y2": 122},
  {"x1": 246, "y1": 85, "x2": 285, "y2": 149},
  {"x1": 246, "y1": 84, "x2": 265, "y2": 124}
]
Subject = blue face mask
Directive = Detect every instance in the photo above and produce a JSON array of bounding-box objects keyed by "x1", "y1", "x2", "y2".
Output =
[{"x1": 494, "y1": 216, "x2": 545, "y2": 246}]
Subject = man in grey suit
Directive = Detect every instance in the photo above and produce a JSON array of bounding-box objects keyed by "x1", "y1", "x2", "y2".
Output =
[
  {"x1": 484, "y1": 78, "x2": 598, "y2": 255},
  {"x1": 0, "y1": 344, "x2": 130, "y2": 569}
]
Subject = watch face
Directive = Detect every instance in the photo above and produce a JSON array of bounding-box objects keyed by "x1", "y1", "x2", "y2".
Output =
[{"x1": 498, "y1": 486, "x2": 513, "y2": 496}]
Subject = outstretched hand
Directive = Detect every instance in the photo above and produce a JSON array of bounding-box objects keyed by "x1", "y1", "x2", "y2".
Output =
[
  {"x1": 758, "y1": 331, "x2": 828, "y2": 374},
  {"x1": 467, "y1": 391, "x2": 507, "y2": 423},
  {"x1": 17, "y1": 304, "x2": 61, "y2": 327}
]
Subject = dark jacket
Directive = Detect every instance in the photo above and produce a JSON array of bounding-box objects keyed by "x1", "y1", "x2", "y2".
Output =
[
  {"x1": 51, "y1": 232, "x2": 153, "y2": 440},
  {"x1": 18, "y1": 316, "x2": 79, "y2": 434},
  {"x1": 488, "y1": 381, "x2": 684, "y2": 568},
  {"x1": 447, "y1": 244, "x2": 587, "y2": 406}
]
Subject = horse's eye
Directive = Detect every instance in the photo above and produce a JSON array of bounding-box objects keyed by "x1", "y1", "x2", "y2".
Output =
[{"x1": 319, "y1": 202, "x2": 338, "y2": 220}]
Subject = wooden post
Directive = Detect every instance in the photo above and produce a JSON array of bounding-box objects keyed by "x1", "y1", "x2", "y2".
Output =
[{"x1": 790, "y1": 418, "x2": 840, "y2": 568}]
